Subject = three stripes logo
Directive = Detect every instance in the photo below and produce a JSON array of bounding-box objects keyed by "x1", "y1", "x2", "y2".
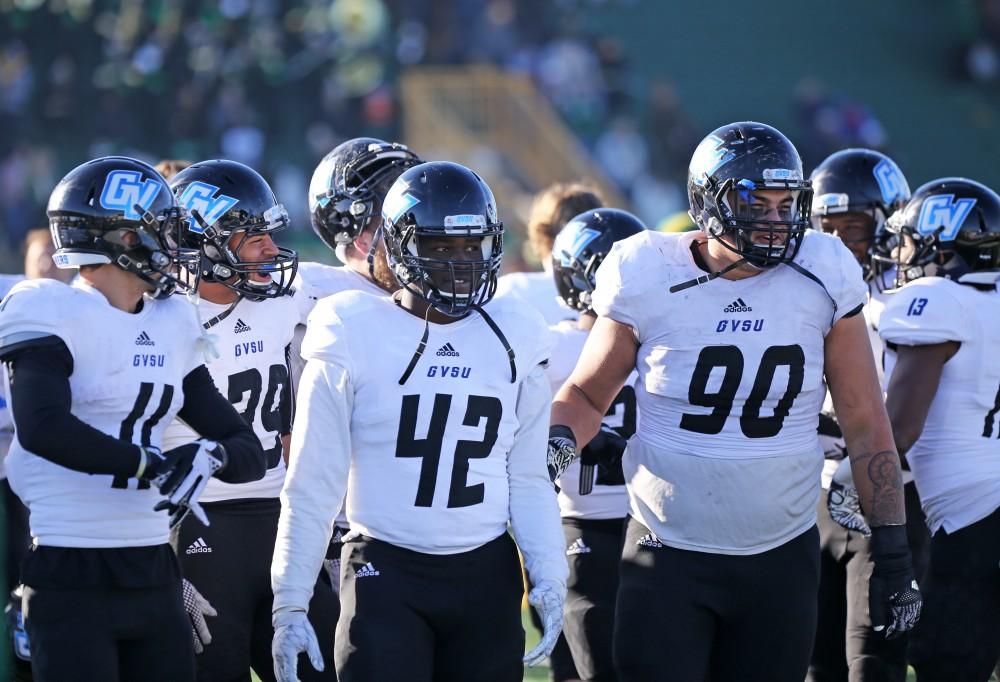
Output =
[
  {"x1": 135, "y1": 331, "x2": 155, "y2": 346},
  {"x1": 723, "y1": 297, "x2": 752, "y2": 313},
  {"x1": 436, "y1": 343, "x2": 460, "y2": 357},
  {"x1": 355, "y1": 562, "x2": 380, "y2": 578},
  {"x1": 186, "y1": 537, "x2": 212, "y2": 554},
  {"x1": 566, "y1": 538, "x2": 591, "y2": 556},
  {"x1": 233, "y1": 318, "x2": 252, "y2": 334}
]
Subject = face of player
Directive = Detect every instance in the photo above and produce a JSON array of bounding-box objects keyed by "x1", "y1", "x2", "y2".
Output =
[
  {"x1": 817, "y1": 212, "x2": 876, "y2": 265},
  {"x1": 229, "y1": 231, "x2": 279, "y2": 284},
  {"x1": 417, "y1": 235, "x2": 487, "y2": 298},
  {"x1": 734, "y1": 188, "x2": 796, "y2": 247}
]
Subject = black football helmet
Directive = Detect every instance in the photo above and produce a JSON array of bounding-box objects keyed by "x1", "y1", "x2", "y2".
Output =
[
  {"x1": 810, "y1": 148, "x2": 910, "y2": 276},
  {"x1": 170, "y1": 160, "x2": 297, "y2": 299},
  {"x1": 551, "y1": 208, "x2": 646, "y2": 313},
  {"x1": 871, "y1": 177, "x2": 1000, "y2": 289},
  {"x1": 48, "y1": 156, "x2": 199, "y2": 298},
  {"x1": 687, "y1": 122, "x2": 811, "y2": 268},
  {"x1": 309, "y1": 137, "x2": 421, "y2": 251},
  {"x1": 382, "y1": 161, "x2": 503, "y2": 317}
]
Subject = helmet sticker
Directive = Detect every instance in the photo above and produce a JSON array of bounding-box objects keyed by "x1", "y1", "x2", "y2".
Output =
[
  {"x1": 763, "y1": 168, "x2": 802, "y2": 185},
  {"x1": 816, "y1": 193, "x2": 850, "y2": 213},
  {"x1": 99, "y1": 170, "x2": 162, "y2": 220},
  {"x1": 873, "y1": 159, "x2": 907, "y2": 205},
  {"x1": 443, "y1": 214, "x2": 486, "y2": 232},
  {"x1": 178, "y1": 181, "x2": 239, "y2": 234},
  {"x1": 917, "y1": 194, "x2": 976, "y2": 241}
]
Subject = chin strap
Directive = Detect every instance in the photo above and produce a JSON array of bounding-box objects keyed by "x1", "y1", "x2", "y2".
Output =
[
  {"x1": 472, "y1": 304, "x2": 517, "y2": 384},
  {"x1": 397, "y1": 294, "x2": 433, "y2": 385},
  {"x1": 669, "y1": 257, "x2": 747, "y2": 293}
]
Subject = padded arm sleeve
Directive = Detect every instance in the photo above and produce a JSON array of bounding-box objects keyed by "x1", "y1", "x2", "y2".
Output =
[
  {"x1": 177, "y1": 364, "x2": 266, "y2": 484},
  {"x1": 4, "y1": 337, "x2": 140, "y2": 477}
]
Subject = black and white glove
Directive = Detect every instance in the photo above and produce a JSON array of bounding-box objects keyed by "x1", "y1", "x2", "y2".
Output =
[
  {"x1": 827, "y1": 458, "x2": 871, "y2": 537},
  {"x1": 546, "y1": 425, "x2": 577, "y2": 482},
  {"x1": 523, "y1": 579, "x2": 566, "y2": 667},
  {"x1": 182, "y1": 578, "x2": 217, "y2": 654},
  {"x1": 140, "y1": 440, "x2": 226, "y2": 528},
  {"x1": 869, "y1": 525, "x2": 922, "y2": 639},
  {"x1": 578, "y1": 423, "x2": 627, "y2": 495},
  {"x1": 272, "y1": 607, "x2": 324, "y2": 682}
]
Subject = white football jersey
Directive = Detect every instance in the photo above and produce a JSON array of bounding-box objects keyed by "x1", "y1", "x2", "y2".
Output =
[
  {"x1": 547, "y1": 320, "x2": 633, "y2": 520},
  {"x1": 592, "y1": 230, "x2": 867, "y2": 554},
  {"x1": 879, "y1": 277, "x2": 1000, "y2": 534},
  {"x1": 0, "y1": 273, "x2": 24, "y2": 476},
  {"x1": 1, "y1": 279, "x2": 203, "y2": 547},
  {"x1": 495, "y1": 270, "x2": 576, "y2": 326},
  {"x1": 163, "y1": 291, "x2": 303, "y2": 502}
]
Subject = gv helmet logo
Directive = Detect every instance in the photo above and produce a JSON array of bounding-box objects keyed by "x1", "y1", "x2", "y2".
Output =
[
  {"x1": 553, "y1": 224, "x2": 601, "y2": 266},
  {"x1": 177, "y1": 181, "x2": 239, "y2": 234},
  {"x1": 99, "y1": 170, "x2": 162, "y2": 220},
  {"x1": 873, "y1": 159, "x2": 907, "y2": 205},
  {"x1": 917, "y1": 194, "x2": 976, "y2": 241}
]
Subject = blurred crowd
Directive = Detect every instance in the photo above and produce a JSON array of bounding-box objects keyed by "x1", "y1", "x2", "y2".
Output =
[{"x1": 0, "y1": 0, "x2": 897, "y2": 270}]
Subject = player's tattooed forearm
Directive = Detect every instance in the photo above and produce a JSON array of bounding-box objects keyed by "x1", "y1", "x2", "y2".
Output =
[{"x1": 856, "y1": 450, "x2": 905, "y2": 526}]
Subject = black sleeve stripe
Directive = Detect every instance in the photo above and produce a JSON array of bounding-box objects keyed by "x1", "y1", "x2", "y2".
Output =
[{"x1": 843, "y1": 303, "x2": 864, "y2": 318}]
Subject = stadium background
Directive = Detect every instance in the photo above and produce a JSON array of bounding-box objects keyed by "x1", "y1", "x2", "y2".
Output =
[{"x1": 3, "y1": 0, "x2": 1000, "y2": 678}]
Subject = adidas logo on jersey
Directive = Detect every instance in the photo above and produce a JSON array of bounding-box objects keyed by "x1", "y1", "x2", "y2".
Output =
[
  {"x1": 723, "y1": 298, "x2": 752, "y2": 313},
  {"x1": 436, "y1": 343, "x2": 459, "y2": 357},
  {"x1": 355, "y1": 562, "x2": 380, "y2": 578},
  {"x1": 636, "y1": 533, "x2": 664, "y2": 549},
  {"x1": 135, "y1": 331, "x2": 155, "y2": 346},
  {"x1": 186, "y1": 537, "x2": 212, "y2": 554},
  {"x1": 233, "y1": 318, "x2": 252, "y2": 334},
  {"x1": 566, "y1": 538, "x2": 591, "y2": 556}
]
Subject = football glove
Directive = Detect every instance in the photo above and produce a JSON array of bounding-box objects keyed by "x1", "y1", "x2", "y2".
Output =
[
  {"x1": 182, "y1": 578, "x2": 217, "y2": 654},
  {"x1": 827, "y1": 458, "x2": 871, "y2": 537},
  {"x1": 547, "y1": 425, "x2": 577, "y2": 482},
  {"x1": 869, "y1": 525, "x2": 922, "y2": 639},
  {"x1": 578, "y1": 423, "x2": 627, "y2": 495},
  {"x1": 524, "y1": 579, "x2": 566, "y2": 667},
  {"x1": 272, "y1": 607, "x2": 324, "y2": 682},
  {"x1": 142, "y1": 440, "x2": 226, "y2": 529}
]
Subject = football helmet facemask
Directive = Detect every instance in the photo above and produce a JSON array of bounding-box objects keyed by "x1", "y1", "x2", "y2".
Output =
[
  {"x1": 382, "y1": 161, "x2": 503, "y2": 318},
  {"x1": 47, "y1": 156, "x2": 199, "y2": 298},
  {"x1": 688, "y1": 122, "x2": 811, "y2": 269},
  {"x1": 551, "y1": 208, "x2": 646, "y2": 313},
  {"x1": 871, "y1": 177, "x2": 1000, "y2": 290},
  {"x1": 811, "y1": 148, "x2": 910, "y2": 279},
  {"x1": 309, "y1": 137, "x2": 421, "y2": 252},
  {"x1": 170, "y1": 159, "x2": 298, "y2": 299}
]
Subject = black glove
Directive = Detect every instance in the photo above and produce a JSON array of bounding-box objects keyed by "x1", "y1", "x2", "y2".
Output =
[
  {"x1": 869, "y1": 525, "x2": 922, "y2": 639},
  {"x1": 547, "y1": 425, "x2": 577, "y2": 482},
  {"x1": 140, "y1": 441, "x2": 227, "y2": 528},
  {"x1": 578, "y1": 423, "x2": 627, "y2": 495}
]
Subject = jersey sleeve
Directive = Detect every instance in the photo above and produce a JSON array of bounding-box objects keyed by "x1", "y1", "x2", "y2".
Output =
[
  {"x1": 591, "y1": 233, "x2": 659, "y2": 338},
  {"x1": 878, "y1": 280, "x2": 971, "y2": 345},
  {"x1": 830, "y1": 238, "x2": 867, "y2": 324},
  {"x1": 0, "y1": 280, "x2": 79, "y2": 361},
  {"x1": 299, "y1": 295, "x2": 356, "y2": 373}
]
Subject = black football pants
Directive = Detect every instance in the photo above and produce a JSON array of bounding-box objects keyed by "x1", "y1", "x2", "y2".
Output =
[
  {"x1": 614, "y1": 516, "x2": 820, "y2": 682},
  {"x1": 335, "y1": 532, "x2": 524, "y2": 682},
  {"x1": 175, "y1": 498, "x2": 339, "y2": 682}
]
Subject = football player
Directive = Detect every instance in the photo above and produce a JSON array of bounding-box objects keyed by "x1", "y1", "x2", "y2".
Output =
[
  {"x1": 547, "y1": 208, "x2": 644, "y2": 681},
  {"x1": 271, "y1": 161, "x2": 568, "y2": 682},
  {"x1": 164, "y1": 159, "x2": 338, "y2": 681},
  {"x1": 877, "y1": 178, "x2": 1000, "y2": 682},
  {"x1": 808, "y1": 148, "x2": 919, "y2": 682},
  {"x1": 0, "y1": 157, "x2": 265, "y2": 682},
  {"x1": 494, "y1": 182, "x2": 604, "y2": 326},
  {"x1": 548, "y1": 122, "x2": 921, "y2": 682}
]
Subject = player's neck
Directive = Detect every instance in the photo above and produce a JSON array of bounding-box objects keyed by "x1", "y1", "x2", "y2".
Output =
[
  {"x1": 396, "y1": 289, "x2": 461, "y2": 325},
  {"x1": 697, "y1": 237, "x2": 762, "y2": 281},
  {"x1": 198, "y1": 280, "x2": 240, "y2": 305},
  {"x1": 345, "y1": 253, "x2": 397, "y2": 294},
  {"x1": 79, "y1": 265, "x2": 149, "y2": 313},
  {"x1": 576, "y1": 313, "x2": 597, "y2": 331}
]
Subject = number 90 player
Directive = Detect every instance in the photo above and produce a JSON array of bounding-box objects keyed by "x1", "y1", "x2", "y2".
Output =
[
  {"x1": 270, "y1": 161, "x2": 567, "y2": 682},
  {"x1": 0, "y1": 157, "x2": 264, "y2": 682},
  {"x1": 548, "y1": 122, "x2": 921, "y2": 681}
]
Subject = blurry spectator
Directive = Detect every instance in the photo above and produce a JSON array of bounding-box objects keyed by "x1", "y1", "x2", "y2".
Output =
[
  {"x1": 594, "y1": 116, "x2": 648, "y2": 193},
  {"x1": 154, "y1": 159, "x2": 192, "y2": 180}
]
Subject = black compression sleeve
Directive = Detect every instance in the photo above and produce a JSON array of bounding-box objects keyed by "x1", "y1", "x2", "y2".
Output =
[
  {"x1": 5, "y1": 339, "x2": 140, "y2": 477},
  {"x1": 177, "y1": 364, "x2": 265, "y2": 484}
]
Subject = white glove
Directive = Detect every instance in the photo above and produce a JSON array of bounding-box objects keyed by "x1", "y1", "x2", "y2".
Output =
[
  {"x1": 182, "y1": 578, "x2": 217, "y2": 654},
  {"x1": 523, "y1": 579, "x2": 565, "y2": 667},
  {"x1": 272, "y1": 608, "x2": 325, "y2": 682},
  {"x1": 152, "y1": 440, "x2": 225, "y2": 528},
  {"x1": 828, "y1": 457, "x2": 871, "y2": 537}
]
